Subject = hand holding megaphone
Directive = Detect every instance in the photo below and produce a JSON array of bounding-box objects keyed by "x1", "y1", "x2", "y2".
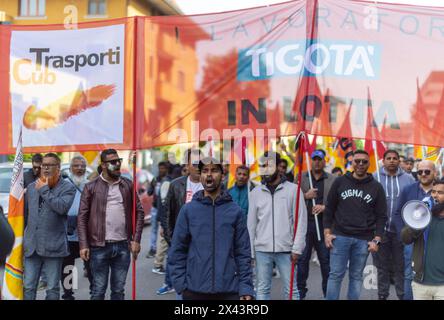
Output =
[{"x1": 401, "y1": 200, "x2": 432, "y2": 230}]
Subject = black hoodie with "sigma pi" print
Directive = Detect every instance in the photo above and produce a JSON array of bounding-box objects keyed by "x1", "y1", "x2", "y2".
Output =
[{"x1": 323, "y1": 172, "x2": 387, "y2": 241}]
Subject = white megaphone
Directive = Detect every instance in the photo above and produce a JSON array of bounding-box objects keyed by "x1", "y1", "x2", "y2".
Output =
[{"x1": 401, "y1": 200, "x2": 432, "y2": 230}]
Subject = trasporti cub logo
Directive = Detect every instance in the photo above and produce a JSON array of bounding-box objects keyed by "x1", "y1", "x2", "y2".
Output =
[{"x1": 13, "y1": 46, "x2": 121, "y2": 131}]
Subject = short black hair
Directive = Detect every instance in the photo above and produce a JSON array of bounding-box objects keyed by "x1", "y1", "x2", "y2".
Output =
[
  {"x1": 332, "y1": 167, "x2": 343, "y2": 174},
  {"x1": 353, "y1": 149, "x2": 369, "y2": 157},
  {"x1": 198, "y1": 157, "x2": 223, "y2": 173},
  {"x1": 236, "y1": 165, "x2": 250, "y2": 175},
  {"x1": 278, "y1": 159, "x2": 288, "y2": 167},
  {"x1": 100, "y1": 149, "x2": 118, "y2": 163},
  {"x1": 433, "y1": 179, "x2": 444, "y2": 186},
  {"x1": 31, "y1": 153, "x2": 43, "y2": 163},
  {"x1": 383, "y1": 149, "x2": 399, "y2": 159},
  {"x1": 399, "y1": 155, "x2": 406, "y2": 161},
  {"x1": 43, "y1": 153, "x2": 61, "y2": 165},
  {"x1": 158, "y1": 161, "x2": 169, "y2": 168}
]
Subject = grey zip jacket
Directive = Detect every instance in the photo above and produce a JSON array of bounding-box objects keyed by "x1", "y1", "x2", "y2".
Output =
[
  {"x1": 247, "y1": 180, "x2": 307, "y2": 257},
  {"x1": 373, "y1": 167, "x2": 415, "y2": 233}
]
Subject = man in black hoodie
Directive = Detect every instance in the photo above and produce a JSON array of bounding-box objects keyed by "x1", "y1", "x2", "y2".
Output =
[{"x1": 324, "y1": 150, "x2": 387, "y2": 300}]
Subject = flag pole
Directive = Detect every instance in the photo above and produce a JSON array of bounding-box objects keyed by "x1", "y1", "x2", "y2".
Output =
[
  {"x1": 304, "y1": 151, "x2": 321, "y2": 242},
  {"x1": 372, "y1": 140, "x2": 381, "y2": 183},
  {"x1": 131, "y1": 16, "x2": 139, "y2": 301},
  {"x1": 289, "y1": 131, "x2": 305, "y2": 300}
]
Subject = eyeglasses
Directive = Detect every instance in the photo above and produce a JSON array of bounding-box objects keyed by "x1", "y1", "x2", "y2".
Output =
[
  {"x1": 104, "y1": 158, "x2": 122, "y2": 165},
  {"x1": 417, "y1": 170, "x2": 431, "y2": 176},
  {"x1": 41, "y1": 164, "x2": 58, "y2": 169},
  {"x1": 354, "y1": 159, "x2": 369, "y2": 165}
]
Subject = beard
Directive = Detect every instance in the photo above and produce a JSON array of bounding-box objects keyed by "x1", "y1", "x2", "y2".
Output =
[
  {"x1": 69, "y1": 172, "x2": 87, "y2": 188},
  {"x1": 44, "y1": 173, "x2": 60, "y2": 189},
  {"x1": 262, "y1": 171, "x2": 279, "y2": 184}
]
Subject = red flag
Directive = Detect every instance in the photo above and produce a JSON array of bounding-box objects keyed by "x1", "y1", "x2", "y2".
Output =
[{"x1": 364, "y1": 88, "x2": 386, "y2": 173}]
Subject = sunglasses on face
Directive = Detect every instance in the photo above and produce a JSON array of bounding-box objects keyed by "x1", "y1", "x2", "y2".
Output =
[
  {"x1": 418, "y1": 170, "x2": 431, "y2": 176},
  {"x1": 354, "y1": 159, "x2": 369, "y2": 165},
  {"x1": 104, "y1": 158, "x2": 122, "y2": 165}
]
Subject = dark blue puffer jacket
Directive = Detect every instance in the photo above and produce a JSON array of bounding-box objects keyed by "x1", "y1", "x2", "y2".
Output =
[{"x1": 168, "y1": 190, "x2": 255, "y2": 297}]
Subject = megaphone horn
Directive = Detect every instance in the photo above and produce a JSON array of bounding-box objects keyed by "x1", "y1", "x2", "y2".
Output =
[{"x1": 401, "y1": 200, "x2": 432, "y2": 230}]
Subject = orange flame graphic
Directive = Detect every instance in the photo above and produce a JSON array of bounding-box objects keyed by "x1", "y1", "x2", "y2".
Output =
[{"x1": 23, "y1": 84, "x2": 115, "y2": 130}]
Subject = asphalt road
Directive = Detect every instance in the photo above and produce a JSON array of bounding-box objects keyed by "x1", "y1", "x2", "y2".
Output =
[{"x1": 1, "y1": 224, "x2": 399, "y2": 300}]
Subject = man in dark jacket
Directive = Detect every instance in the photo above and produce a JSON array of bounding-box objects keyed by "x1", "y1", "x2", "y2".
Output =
[
  {"x1": 146, "y1": 161, "x2": 169, "y2": 258},
  {"x1": 297, "y1": 149, "x2": 336, "y2": 299},
  {"x1": 324, "y1": 150, "x2": 387, "y2": 300},
  {"x1": 168, "y1": 157, "x2": 255, "y2": 300},
  {"x1": 401, "y1": 180, "x2": 444, "y2": 299},
  {"x1": 23, "y1": 153, "x2": 42, "y2": 188},
  {"x1": 372, "y1": 149, "x2": 414, "y2": 300},
  {"x1": 78, "y1": 149, "x2": 145, "y2": 300},
  {"x1": 155, "y1": 148, "x2": 202, "y2": 295},
  {"x1": 0, "y1": 213, "x2": 14, "y2": 262},
  {"x1": 392, "y1": 160, "x2": 436, "y2": 300},
  {"x1": 161, "y1": 148, "x2": 202, "y2": 244}
]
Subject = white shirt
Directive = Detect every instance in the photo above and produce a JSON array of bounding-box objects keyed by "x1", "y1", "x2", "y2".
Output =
[{"x1": 185, "y1": 176, "x2": 203, "y2": 203}]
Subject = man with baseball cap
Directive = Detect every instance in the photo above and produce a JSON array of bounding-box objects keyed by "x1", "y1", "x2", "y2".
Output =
[{"x1": 297, "y1": 149, "x2": 336, "y2": 299}]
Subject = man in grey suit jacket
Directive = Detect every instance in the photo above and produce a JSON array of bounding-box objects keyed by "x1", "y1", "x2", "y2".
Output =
[
  {"x1": 23, "y1": 153, "x2": 76, "y2": 300},
  {"x1": 297, "y1": 149, "x2": 336, "y2": 299}
]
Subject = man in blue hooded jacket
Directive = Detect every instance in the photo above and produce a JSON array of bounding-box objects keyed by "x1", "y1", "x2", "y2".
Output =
[
  {"x1": 168, "y1": 157, "x2": 255, "y2": 300},
  {"x1": 372, "y1": 149, "x2": 414, "y2": 300}
]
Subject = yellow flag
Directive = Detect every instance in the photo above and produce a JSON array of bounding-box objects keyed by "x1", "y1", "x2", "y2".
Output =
[{"x1": 2, "y1": 128, "x2": 24, "y2": 300}]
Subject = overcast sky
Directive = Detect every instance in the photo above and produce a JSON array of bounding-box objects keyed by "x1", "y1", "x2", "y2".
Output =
[{"x1": 176, "y1": 0, "x2": 444, "y2": 15}]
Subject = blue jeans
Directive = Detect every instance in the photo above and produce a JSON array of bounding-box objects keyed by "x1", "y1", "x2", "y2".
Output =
[
  {"x1": 255, "y1": 251, "x2": 299, "y2": 300},
  {"x1": 89, "y1": 241, "x2": 131, "y2": 300},
  {"x1": 24, "y1": 253, "x2": 63, "y2": 300},
  {"x1": 297, "y1": 220, "x2": 330, "y2": 298},
  {"x1": 150, "y1": 207, "x2": 158, "y2": 252},
  {"x1": 404, "y1": 244, "x2": 414, "y2": 300},
  {"x1": 326, "y1": 235, "x2": 369, "y2": 300}
]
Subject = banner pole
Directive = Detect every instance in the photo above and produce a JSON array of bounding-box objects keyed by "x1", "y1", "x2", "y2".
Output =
[
  {"x1": 131, "y1": 17, "x2": 139, "y2": 301},
  {"x1": 304, "y1": 151, "x2": 321, "y2": 242}
]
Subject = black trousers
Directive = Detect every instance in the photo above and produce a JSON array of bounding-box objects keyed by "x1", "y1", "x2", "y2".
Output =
[
  {"x1": 182, "y1": 290, "x2": 240, "y2": 300},
  {"x1": 61, "y1": 241, "x2": 93, "y2": 296},
  {"x1": 372, "y1": 231, "x2": 404, "y2": 299},
  {"x1": 297, "y1": 220, "x2": 330, "y2": 299}
]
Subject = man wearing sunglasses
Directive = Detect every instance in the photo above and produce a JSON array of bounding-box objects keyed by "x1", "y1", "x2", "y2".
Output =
[
  {"x1": 323, "y1": 150, "x2": 387, "y2": 300},
  {"x1": 78, "y1": 149, "x2": 145, "y2": 300},
  {"x1": 393, "y1": 160, "x2": 436, "y2": 300}
]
